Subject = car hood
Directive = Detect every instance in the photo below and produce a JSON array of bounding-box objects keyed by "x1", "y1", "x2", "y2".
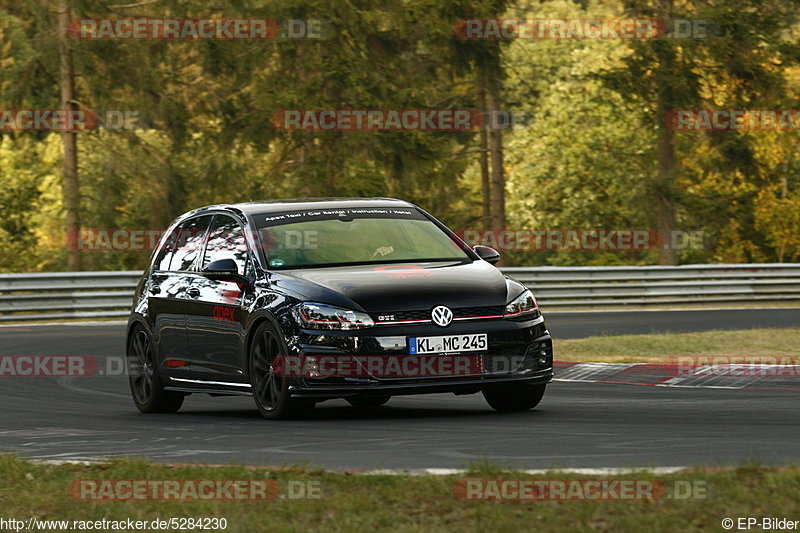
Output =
[{"x1": 270, "y1": 260, "x2": 513, "y2": 312}]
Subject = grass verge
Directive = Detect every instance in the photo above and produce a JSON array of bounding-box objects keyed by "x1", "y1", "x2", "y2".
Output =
[
  {"x1": 557, "y1": 328, "x2": 800, "y2": 363},
  {"x1": 1, "y1": 456, "x2": 799, "y2": 532}
]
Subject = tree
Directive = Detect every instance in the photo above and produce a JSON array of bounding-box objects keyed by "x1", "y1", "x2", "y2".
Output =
[
  {"x1": 601, "y1": 0, "x2": 800, "y2": 264},
  {"x1": 58, "y1": 0, "x2": 81, "y2": 270}
]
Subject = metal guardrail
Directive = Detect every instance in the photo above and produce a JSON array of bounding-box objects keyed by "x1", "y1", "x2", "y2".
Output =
[
  {"x1": 503, "y1": 263, "x2": 800, "y2": 307},
  {"x1": 1, "y1": 264, "x2": 799, "y2": 322},
  {"x1": 0, "y1": 271, "x2": 141, "y2": 322}
]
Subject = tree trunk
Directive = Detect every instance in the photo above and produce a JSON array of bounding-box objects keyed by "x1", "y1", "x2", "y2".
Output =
[
  {"x1": 58, "y1": 0, "x2": 81, "y2": 271},
  {"x1": 147, "y1": 176, "x2": 168, "y2": 231},
  {"x1": 656, "y1": 114, "x2": 677, "y2": 265},
  {"x1": 478, "y1": 78, "x2": 491, "y2": 229},
  {"x1": 487, "y1": 89, "x2": 506, "y2": 232},
  {"x1": 652, "y1": 0, "x2": 678, "y2": 266}
]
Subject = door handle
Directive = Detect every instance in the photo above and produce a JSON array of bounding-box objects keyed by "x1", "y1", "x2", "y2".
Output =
[{"x1": 187, "y1": 287, "x2": 201, "y2": 298}]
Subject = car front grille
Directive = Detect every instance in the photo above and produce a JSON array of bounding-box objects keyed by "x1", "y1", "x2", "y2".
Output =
[{"x1": 371, "y1": 305, "x2": 505, "y2": 323}]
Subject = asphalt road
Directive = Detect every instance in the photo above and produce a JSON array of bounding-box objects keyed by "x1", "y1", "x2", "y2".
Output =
[{"x1": 0, "y1": 308, "x2": 798, "y2": 469}]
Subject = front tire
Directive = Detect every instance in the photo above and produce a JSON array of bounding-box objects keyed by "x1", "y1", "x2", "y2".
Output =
[
  {"x1": 483, "y1": 383, "x2": 546, "y2": 412},
  {"x1": 127, "y1": 325, "x2": 185, "y2": 414},
  {"x1": 249, "y1": 321, "x2": 313, "y2": 420}
]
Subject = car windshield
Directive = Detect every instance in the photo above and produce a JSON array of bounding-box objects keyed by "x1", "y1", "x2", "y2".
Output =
[{"x1": 254, "y1": 207, "x2": 470, "y2": 269}]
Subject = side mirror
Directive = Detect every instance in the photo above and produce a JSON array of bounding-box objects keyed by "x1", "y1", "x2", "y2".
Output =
[
  {"x1": 474, "y1": 245, "x2": 500, "y2": 265},
  {"x1": 201, "y1": 258, "x2": 243, "y2": 280}
]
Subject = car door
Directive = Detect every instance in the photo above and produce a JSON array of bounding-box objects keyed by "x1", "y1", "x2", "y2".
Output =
[
  {"x1": 184, "y1": 213, "x2": 252, "y2": 379},
  {"x1": 148, "y1": 214, "x2": 212, "y2": 375}
]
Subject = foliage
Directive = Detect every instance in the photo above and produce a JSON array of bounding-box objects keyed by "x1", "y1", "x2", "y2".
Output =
[{"x1": 2, "y1": 0, "x2": 800, "y2": 270}]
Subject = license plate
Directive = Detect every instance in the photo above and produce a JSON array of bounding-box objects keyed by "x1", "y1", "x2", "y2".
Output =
[{"x1": 408, "y1": 333, "x2": 488, "y2": 355}]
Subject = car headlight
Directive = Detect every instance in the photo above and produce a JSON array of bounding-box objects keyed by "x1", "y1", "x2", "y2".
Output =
[
  {"x1": 504, "y1": 289, "x2": 539, "y2": 319},
  {"x1": 292, "y1": 302, "x2": 375, "y2": 330}
]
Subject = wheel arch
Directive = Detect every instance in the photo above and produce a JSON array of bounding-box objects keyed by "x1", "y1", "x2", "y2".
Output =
[
  {"x1": 126, "y1": 315, "x2": 151, "y2": 346},
  {"x1": 244, "y1": 312, "x2": 286, "y2": 375}
]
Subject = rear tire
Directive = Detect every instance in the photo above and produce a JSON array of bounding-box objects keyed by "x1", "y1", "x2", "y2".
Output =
[
  {"x1": 127, "y1": 325, "x2": 185, "y2": 414},
  {"x1": 347, "y1": 395, "x2": 391, "y2": 408},
  {"x1": 249, "y1": 321, "x2": 314, "y2": 420},
  {"x1": 483, "y1": 383, "x2": 546, "y2": 412}
]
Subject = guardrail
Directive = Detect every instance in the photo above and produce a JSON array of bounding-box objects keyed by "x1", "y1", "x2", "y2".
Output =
[
  {"x1": 0, "y1": 271, "x2": 141, "y2": 322},
  {"x1": 503, "y1": 263, "x2": 800, "y2": 307},
  {"x1": 1, "y1": 264, "x2": 798, "y2": 322}
]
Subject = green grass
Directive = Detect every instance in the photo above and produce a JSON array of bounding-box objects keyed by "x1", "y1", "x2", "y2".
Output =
[
  {"x1": 557, "y1": 328, "x2": 800, "y2": 363},
  {"x1": 1, "y1": 456, "x2": 800, "y2": 532}
]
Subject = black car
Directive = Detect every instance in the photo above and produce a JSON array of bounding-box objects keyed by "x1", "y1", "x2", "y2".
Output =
[{"x1": 127, "y1": 198, "x2": 553, "y2": 419}]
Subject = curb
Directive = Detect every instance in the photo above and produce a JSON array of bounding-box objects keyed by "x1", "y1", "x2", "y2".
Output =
[
  {"x1": 554, "y1": 361, "x2": 800, "y2": 389},
  {"x1": 28, "y1": 459, "x2": 689, "y2": 476}
]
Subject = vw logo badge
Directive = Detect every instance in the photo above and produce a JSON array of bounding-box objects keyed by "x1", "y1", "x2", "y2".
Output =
[{"x1": 431, "y1": 305, "x2": 453, "y2": 327}]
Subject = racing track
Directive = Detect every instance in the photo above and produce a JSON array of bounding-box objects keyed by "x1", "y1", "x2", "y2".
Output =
[{"x1": 0, "y1": 308, "x2": 798, "y2": 470}]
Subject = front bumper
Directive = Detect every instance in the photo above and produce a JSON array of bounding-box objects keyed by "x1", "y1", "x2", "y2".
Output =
[
  {"x1": 286, "y1": 315, "x2": 553, "y2": 399},
  {"x1": 288, "y1": 372, "x2": 552, "y2": 399}
]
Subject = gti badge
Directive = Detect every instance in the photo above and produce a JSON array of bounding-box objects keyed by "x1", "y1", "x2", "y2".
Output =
[{"x1": 431, "y1": 305, "x2": 453, "y2": 327}]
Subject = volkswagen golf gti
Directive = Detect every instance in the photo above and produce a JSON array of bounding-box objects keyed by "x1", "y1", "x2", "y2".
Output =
[{"x1": 127, "y1": 198, "x2": 553, "y2": 419}]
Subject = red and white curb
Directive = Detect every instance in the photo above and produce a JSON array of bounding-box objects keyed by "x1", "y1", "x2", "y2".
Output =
[{"x1": 554, "y1": 361, "x2": 800, "y2": 389}]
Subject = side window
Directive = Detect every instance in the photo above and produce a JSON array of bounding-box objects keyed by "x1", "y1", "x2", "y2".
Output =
[
  {"x1": 202, "y1": 215, "x2": 249, "y2": 275},
  {"x1": 171, "y1": 215, "x2": 213, "y2": 272},
  {"x1": 153, "y1": 225, "x2": 182, "y2": 271}
]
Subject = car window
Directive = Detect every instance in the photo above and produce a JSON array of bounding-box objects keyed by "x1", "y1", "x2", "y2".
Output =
[
  {"x1": 255, "y1": 208, "x2": 469, "y2": 269},
  {"x1": 170, "y1": 215, "x2": 213, "y2": 272},
  {"x1": 152, "y1": 225, "x2": 181, "y2": 271},
  {"x1": 202, "y1": 214, "x2": 250, "y2": 275}
]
